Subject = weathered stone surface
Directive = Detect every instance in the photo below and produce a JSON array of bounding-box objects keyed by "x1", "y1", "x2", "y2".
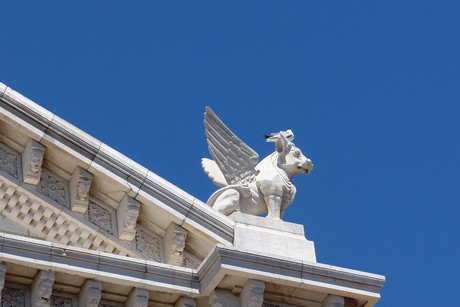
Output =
[
  {"x1": 117, "y1": 195, "x2": 140, "y2": 241},
  {"x1": 240, "y1": 279, "x2": 265, "y2": 307},
  {"x1": 126, "y1": 288, "x2": 149, "y2": 307},
  {"x1": 231, "y1": 212, "x2": 316, "y2": 262},
  {"x1": 70, "y1": 166, "x2": 93, "y2": 213},
  {"x1": 78, "y1": 279, "x2": 102, "y2": 307},
  {"x1": 164, "y1": 222, "x2": 187, "y2": 266},
  {"x1": 22, "y1": 139, "x2": 45, "y2": 185},
  {"x1": 31, "y1": 270, "x2": 55, "y2": 307}
]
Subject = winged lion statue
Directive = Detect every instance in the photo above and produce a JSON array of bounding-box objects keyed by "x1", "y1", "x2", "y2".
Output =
[{"x1": 202, "y1": 107, "x2": 313, "y2": 220}]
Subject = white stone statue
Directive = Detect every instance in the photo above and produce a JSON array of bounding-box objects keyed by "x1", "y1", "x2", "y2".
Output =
[{"x1": 202, "y1": 107, "x2": 313, "y2": 220}]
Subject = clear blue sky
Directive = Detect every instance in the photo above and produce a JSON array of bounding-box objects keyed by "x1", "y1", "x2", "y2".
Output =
[{"x1": 1, "y1": 2, "x2": 459, "y2": 306}]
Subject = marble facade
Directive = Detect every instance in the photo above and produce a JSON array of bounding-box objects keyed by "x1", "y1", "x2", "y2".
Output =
[{"x1": 0, "y1": 82, "x2": 384, "y2": 306}]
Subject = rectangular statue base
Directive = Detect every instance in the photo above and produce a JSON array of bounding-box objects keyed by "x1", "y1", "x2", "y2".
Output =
[{"x1": 229, "y1": 212, "x2": 316, "y2": 262}]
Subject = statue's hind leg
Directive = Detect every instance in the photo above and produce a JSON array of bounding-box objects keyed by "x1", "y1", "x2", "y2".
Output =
[{"x1": 213, "y1": 189, "x2": 240, "y2": 216}]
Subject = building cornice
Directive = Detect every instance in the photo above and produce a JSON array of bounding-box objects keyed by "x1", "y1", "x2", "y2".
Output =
[
  {"x1": 0, "y1": 82, "x2": 234, "y2": 245},
  {"x1": 0, "y1": 232, "x2": 384, "y2": 306}
]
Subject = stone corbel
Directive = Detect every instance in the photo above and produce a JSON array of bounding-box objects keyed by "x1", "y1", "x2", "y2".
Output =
[
  {"x1": 321, "y1": 294, "x2": 345, "y2": 307},
  {"x1": 175, "y1": 297, "x2": 196, "y2": 307},
  {"x1": 209, "y1": 289, "x2": 238, "y2": 307},
  {"x1": 126, "y1": 288, "x2": 149, "y2": 307},
  {"x1": 117, "y1": 195, "x2": 141, "y2": 241},
  {"x1": 78, "y1": 279, "x2": 102, "y2": 307},
  {"x1": 163, "y1": 222, "x2": 188, "y2": 266},
  {"x1": 0, "y1": 262, "x2": 6, "y2": 292},
  {"x1": 22, "y1": 139, "x2": 45, "y2": 185},
  {"x1": 31, "y1": 270, "x2": 55, "y2": 307},
  {"x1": 70, "y1": 167, "x2": 93, "y2": 213},
  {"x1": 240, "y1": 279, "x2": 265, "y2": 307}
]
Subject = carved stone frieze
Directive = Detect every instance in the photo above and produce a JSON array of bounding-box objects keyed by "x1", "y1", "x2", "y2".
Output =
[
  {"x1": 37, "y1": 170, "x2": 69, "y2": 207},
  {"x1": 183, "y1": 252, "x2": 200, "y2": 269},
  {"x1": 31, "y1": 270, "x2": 55, "y2": 307},
  {"x1": 117, "y1": 195, "x2": 140, "y2": 241},
  {"x1": 0, "y1": 143, "x2": 20, "y2": 179},
  {"x1": 135, "y1": 225, "x2": 162, "y2": 262},
  {"x1": 51, "y1": 295, "x2": 73, "y2": 307},
  {"x1": 87, "y1": 200, "x2": 114, "y2": 235},
  {"x1": 164, "y1": 223, "x2": 187, "y2": 266},
  {"x1": 125, "y1": 288, "x2": 149, "y2": 307},
  {"x1": 0, "y1": 178, "x2": 142, "y2": 260},
  {"x1": 69, "y1": 167, "x2": 93, "y2": 213},
  {"x1": 22, "y1": 139, "x2": 45, "y2": 185},
  {"x1": 1, "y1": 286, "x2": 26, "y2": 306}
]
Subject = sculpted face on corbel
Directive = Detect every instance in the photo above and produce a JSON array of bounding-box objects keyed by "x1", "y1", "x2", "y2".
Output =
[
  {"x1": 76, "y1": 176, "x2": 92, "y2": 201},
  {"x1": 124, "y1": 203, "x2": 140, "y2": 230},
  {"x1": 171, "y1": 230, "x2": 187, "y2": 256},
  {"x1": 29, "y1": 149, "x2": 44, "y2": 173},
  {"x1": 38, "y1": 276, "x2": 53, "y2": 303}
]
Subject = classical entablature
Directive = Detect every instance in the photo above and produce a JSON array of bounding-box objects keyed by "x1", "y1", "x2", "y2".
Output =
[{"x1": 0, "y1": 82, "x2": 384, "y2": 307}]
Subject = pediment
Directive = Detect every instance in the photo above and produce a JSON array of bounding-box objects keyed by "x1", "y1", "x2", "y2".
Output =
[{"x1": 0, "y1": 84, "x2": 234, "y2": 270}]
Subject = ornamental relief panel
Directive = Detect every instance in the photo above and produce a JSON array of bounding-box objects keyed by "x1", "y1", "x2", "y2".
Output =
[
  {"x1": 36, "y1": 169, "x2": 70, "y2": 208},
  {"x1": 135, "y1": 225, "x2": 162, "y2": 262},
  {"x1": 1, "y1": 285, "x2": 28, "y2": 307},
  {"x1": 86, "y1": 199, "x2": 117, "y2": 236},
  {"x1": 51, "y1": 295, "x2": 73, "y2": 307},
  {"x1": 0, "y1": 143, "x2": 20, "y2": 180}
]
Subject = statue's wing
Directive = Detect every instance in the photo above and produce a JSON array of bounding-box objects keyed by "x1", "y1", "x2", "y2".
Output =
[{"x1": 204, "y1": 107, "x2": 259, "y2": 185}]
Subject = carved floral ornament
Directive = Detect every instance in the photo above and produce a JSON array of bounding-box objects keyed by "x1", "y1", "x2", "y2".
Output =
[{"x1": 202, "y1": 107, "x2": 314, "y2": 220}]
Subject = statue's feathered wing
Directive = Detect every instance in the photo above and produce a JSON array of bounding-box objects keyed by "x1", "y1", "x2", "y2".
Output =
[{"x1": 202, "y1": 107, "x2": 259, "y2": 187}]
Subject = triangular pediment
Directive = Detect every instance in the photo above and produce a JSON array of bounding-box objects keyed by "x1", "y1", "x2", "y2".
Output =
[{"x1": 0, "y1": 83, "x2": 234, "y2": 270}]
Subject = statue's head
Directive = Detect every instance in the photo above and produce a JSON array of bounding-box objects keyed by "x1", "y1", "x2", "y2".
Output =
[{"x1": 276, "y1": 134, "x2": 313, "y2": 178}]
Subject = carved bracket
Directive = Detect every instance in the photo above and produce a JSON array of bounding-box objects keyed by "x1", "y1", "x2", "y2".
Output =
[
  {"x1": 321, "y1": 295, "x2": 345, "y2": 307},
  {"x1": 31, "y1": 270, "x2": 55, "y2": 307},
  {"x1": 78, "y1": 279, "x2": 102, "y2": 307},
  {"x1": 163, "y1": 222, "x2": 188, "y2": 266},
  {"x1": 0, "y1": 262, "x2": 6, "y2": 292},
  {"x1": 175, "y1": 297, "x2": 196, "y2": 307},
  {"x1": 240, "y1": 279, "x2": 265, "y2": 307},
  {"x1": 117, "y1": 195, "x2": 141, "y2": 241},
  {"x1": 126, "y1": 288, "x2": 149, "y2": 307},
  {"x1": 70, "y1": 167, "x2": 93, "y2": 213},
  {"x1": 22, "y1": 139, "x2": 45, "y2": 185}
]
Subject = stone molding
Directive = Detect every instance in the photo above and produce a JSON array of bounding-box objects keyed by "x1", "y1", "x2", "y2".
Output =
[
  {"x1": 0, "y1": 232, "x2": 384, "y2": 306},
  {"x1": 0, "y1": 176, "x2": 144, "y2": 258},
  {"x1": 22, "y1": 139, "x2": 45, "y2": 185},
  {"x1": 0, "y1": 83, "x2": 234, "y2": 245}
]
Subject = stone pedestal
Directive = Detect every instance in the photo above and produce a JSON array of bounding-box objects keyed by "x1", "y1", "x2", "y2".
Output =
[{"x1": 230, "y1": 212, "x2": 316, "y2": 262}]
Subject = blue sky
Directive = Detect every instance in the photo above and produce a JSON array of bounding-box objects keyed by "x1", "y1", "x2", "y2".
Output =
[{"x1": 1, "y1": 2, "x2": 459, "y2": 306}]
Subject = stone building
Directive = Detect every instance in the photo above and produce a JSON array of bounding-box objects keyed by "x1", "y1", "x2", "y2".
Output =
[{"x1": 0, "y1": 82, "x2": 384, "y2": 307}]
